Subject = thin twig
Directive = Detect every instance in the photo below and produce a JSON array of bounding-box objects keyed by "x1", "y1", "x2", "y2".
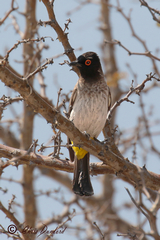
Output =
[
  {"x1": 0, "y1": 0, "x2": 18, "y2": 26},
  {"x1": 104, "y1": 39, "x2": 160, "y2": 62},
  {"x1": 3, "y1": 37, "x2": 54, "y2": 63},
  {"x1": 93, "y1": 222, "x2": 105, "y2": 240},
  {"x1": 107, "y1": 72, "x2": 159, "y2": 120},
  {"x1": 56, "y1": 88, "x2": 63, "y2": 109},
  {"x1": 139, "y1": 0, "x2": 160, "y2": 24}
]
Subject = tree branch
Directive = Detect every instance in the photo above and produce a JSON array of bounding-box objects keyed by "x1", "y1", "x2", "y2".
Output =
[
  {"x1": 0, "y1": 65, "x2": 160, "y2": 193},
  {"x1": 139, "y1": 0, "x2": 160, "y2": 24},
  {"x1": 41, "y1": 0, "x2": 75, "y2": 61},
  {"x1": 104, "y1": 39, "x2": 160, "y2": 62},
  {"x1": 0, "y1": 0, "x2": 18, "y2": 26},
  {"x1": 107, "y1": 72, "x2": 159, "y2": 120}
]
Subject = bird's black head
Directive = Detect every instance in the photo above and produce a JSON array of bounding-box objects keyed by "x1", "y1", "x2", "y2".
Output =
[{"x1": 69, "y1": 52, "x2": 103, "y2": 80}]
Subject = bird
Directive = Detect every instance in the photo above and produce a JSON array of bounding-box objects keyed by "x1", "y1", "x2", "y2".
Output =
[{"x1": 68, "y1": 51, "x2": 110, "y2": 196}]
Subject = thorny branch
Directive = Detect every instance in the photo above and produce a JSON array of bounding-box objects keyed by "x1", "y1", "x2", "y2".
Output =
[
  {"x1": 0, "y1": 95, "x2": 23, "y2": 107},
  {"x1": 44, "y1": 209, "x2": 75, "y2": 240},
  {"x1": 0, "y1": 201, "x2": 23, "y2": 233},
  {"x1": 105, "y1": 39, "x2": 160, "y2": 62},
  {"x1": 93, "y1": 222, "x2": 105, "y2": 240},
  {"x1": 3, "y1": 37, "x2": 54, "y2": 63},
  {"x1": 63, "y1": 18, "x2": 72, "y2": 33},
  {"x1": 0, "y1": 57, "x2": 54, "y2": 84},
  {"x1": 8, "y1": 194, "x2": 16, "y2": 212},
  {"x1": 139, "y1": 95, "x2": 160, "y2": 156},
  {"x1": 40, "y1": 0, "x2": 75, "y2": 60},
  {"x1": 139, "y1": 0, "x2": 160, "y2": 24},
  {"x1": 22, "y1": 58, "x2": 54, "y2": 81},
  {"x1": 126, "y1": 188, "x2": 160, "y2": 240},
  {"x1": 49, "y1": 130, "x2": 62, "y2": 157},
  {"x1": 56, "y1": 88, "x2": 63, "y2": 109},
  {"x1": 105, "y1": 0, "x2": 160, "y2": 76},
  {"x1": 0, "y1": 0, "x2": 18, "y2": 26},
  {"x1": 107, "y1": 72, "x2": 160, "y2": 119}
]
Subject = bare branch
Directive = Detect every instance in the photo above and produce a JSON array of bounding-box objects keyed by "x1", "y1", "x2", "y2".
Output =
[
  {"x1": 3, "y1": 37, "x2": 54, "y2": 63},
  {"x1": 23, "y1": 58, "x2": 54, "y2": 81},
  {"x1": 107, "y1": 72, "x2": 159, "y2": 120},
  {"x1": 40, "y1": 0, "x2": 81, "y2": 76},
  {"x1": 105, "y1": 1, "x2": 160, "y2": 76},
  {"x1": 0, "y1": 201, "x2": 23, "y2": 234},
  {"x1": 104, "y1": 39, "x2": 160, "y2": 62},
  {"x1": 93, "y1": 222, "x2": 105, "y2": 240},
  {"x1": 0, "y1": 0, "x2": 18, "y2": 26},
  {"x1": 139, "y1": 0, "x2": 160, "y2": 24},
  {"x1": 40, "y1": 0, "x2": 75, "y2": 60}
]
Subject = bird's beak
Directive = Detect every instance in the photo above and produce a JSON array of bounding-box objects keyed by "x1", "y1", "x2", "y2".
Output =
[{"x1": 69, "y1": 60, "x2": 81, "y2": 68}]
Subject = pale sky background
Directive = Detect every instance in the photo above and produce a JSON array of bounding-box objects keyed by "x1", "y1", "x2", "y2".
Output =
[{"x1": 0, "y1": 0, "x2": 160, "y2": 239}]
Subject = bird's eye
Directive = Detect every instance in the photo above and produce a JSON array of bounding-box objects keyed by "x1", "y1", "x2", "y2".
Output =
[{"x1": 85, "y1": 60, "x2": 91, "y2": 66}]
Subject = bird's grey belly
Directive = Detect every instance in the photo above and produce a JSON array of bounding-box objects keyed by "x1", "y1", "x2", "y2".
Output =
[{"x1": 70, "y1": 94, "x2": 108, "y2": 138}]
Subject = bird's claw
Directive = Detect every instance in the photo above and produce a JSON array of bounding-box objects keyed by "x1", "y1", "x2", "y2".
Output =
[{"x1": 101, "y1": 138, "x2": 109, "y2": 144}]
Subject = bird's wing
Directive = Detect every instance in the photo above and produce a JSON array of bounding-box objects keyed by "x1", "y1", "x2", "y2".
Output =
[
  {"x1": 68, "y1": 83, "x2": 78, "y2": 115},
  {"x1": 108, "y1": 86, "x2": 112, "y2": 111},
  {"x1": 67, "y1": 84, "x2": 78, "y2": 162}
]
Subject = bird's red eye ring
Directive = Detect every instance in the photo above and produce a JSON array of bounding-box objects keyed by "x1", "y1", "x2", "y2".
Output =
[{"x1": 85, "y1": 60, "x2": 91, "y2": 66}]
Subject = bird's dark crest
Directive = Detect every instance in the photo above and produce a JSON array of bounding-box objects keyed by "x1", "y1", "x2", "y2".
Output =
[{"x1": 74, "y1": 52, "x2": 103, "y2": 79}]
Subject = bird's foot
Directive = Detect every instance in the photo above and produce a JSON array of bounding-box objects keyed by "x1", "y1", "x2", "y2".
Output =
[{"x1": 101, "y1": 138, "x2": 109, "y2": 144}]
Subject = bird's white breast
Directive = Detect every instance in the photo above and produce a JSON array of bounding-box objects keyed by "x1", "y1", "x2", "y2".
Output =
[{"x1": 70, "y1": 80, "x2": 109, "y2": 138}]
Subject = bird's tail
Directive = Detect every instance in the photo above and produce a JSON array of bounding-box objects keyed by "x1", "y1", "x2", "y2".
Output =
[{"x1": 73, "y1": 153, "x2": 94, "y2": 196}]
